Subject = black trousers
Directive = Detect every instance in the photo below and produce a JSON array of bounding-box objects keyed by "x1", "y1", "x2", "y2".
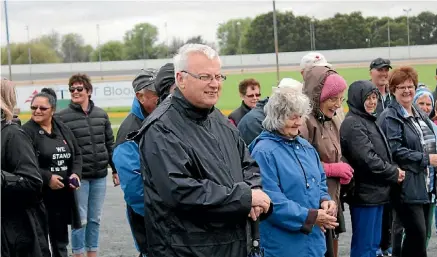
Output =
[
  {"x1": 126, "y1": 205, "x2": 148, "y2": 255},
  {"x1": 392, "y1": 203, "x2": 430, "y2": 257},
  {"x1": 380, "y1": 203, "x2": 392, "y2": 250},
  {"x1": 391, "y1": 208, "x2": 404, "y2": 257},
  {"x1": 47, "y1": 210, "x2": 69, "y2": 257}
]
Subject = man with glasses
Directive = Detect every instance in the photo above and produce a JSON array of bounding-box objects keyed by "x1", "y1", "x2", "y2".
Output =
[
  {"x1": 129, "y1": 44, "x2": 272, "y2": 257},
  {"x1": 369, "y1": 58, "x2": 393, "y2": 116},
  {"x1": 228, "y1": 78, "x2": 261, "y2": 126}
]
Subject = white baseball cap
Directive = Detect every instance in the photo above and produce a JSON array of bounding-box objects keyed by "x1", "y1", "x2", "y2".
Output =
[
  {"x1": 299, "y1": 52, "x2": 332, "y2": 70},
  {"x1": 273, "y1": 78, "x2": 303, "y2": 92}
]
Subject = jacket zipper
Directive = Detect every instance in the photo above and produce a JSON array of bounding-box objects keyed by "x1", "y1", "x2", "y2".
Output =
[{"x1": 289, "y1": 142, "x2": 310, "y2": 189}]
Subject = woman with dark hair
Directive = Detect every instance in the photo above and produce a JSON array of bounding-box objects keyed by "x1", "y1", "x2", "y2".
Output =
[
  {"x1": 377, "y1": 66, "x2": 437, "y2": 257},
  {"x1": 22, "y1": 88, "x2": 82, "y2": 257},
  {"x1": 56, "y1": 73, "x2": 118, "y2": 257},
  {"x1": 1, "y1": 78, "x2": 50, "y2": 257}
]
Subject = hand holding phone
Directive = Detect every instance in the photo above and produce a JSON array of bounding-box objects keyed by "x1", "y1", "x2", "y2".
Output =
[{"x1": 69, "y1": 176, "x2": 80, "y2": 189}]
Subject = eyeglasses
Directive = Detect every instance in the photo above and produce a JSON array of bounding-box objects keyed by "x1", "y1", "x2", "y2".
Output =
[
  {"x1": 181, "y1": 70, "x2": 226, "y2": 82},
  {"x1": 245, "y1": 93, "x2": 261, "y2": 98},
  {"x1": 396, "y1": 85, "x2": 415, "y2": 91},
  {"x1": 31, "y1": 106, "x2": 51, "y2": 111},
  {"x1": 69, "y1": 86, "x2": 84, "y2": 93}
]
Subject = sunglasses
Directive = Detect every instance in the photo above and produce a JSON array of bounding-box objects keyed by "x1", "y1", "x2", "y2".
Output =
[
  {"x1": 69, "y1": 86, "x2": 84, "y2": 93},
  {"x1": 371, "y1": 59, "x2": 391, "y2": 68},
  {"x1": 31, "y1": 106, "x2": 51, "y2": 111},
  {"x1": 246, "y1": 93, "x2": 261, "y2": 98}
]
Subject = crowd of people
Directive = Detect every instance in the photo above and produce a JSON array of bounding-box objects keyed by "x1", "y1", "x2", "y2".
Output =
[{"x1": 1, "y1": 43, "x2": 437, "y2": 257}]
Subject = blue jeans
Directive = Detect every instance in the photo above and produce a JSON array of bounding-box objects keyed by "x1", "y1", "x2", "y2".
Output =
[
  {"x1": 350, "y1": 205, "x2": 384, "y2": 257},
  {"x1": 71, "y1": 177, "x2": 107, "y2": 254}
]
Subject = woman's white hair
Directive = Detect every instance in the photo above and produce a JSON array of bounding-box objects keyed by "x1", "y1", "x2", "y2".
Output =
[
  {"x1": 263, "y1": 86, "x2": 312, "y2": 132},
  {"x1": 173, "y1": 44, "x2": 221, "y2": 85}
]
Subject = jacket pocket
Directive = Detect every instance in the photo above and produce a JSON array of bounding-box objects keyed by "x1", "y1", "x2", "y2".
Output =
[{"x1": 401, "y1": 171, "x2": 428, "y2": 203}]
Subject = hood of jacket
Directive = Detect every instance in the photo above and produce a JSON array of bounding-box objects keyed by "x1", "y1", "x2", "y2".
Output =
[
  {"x1": 255, "y1": 97, "x2": 269, "y2": 110},
  {"x1": 130, "y1": 98, "x2": 146, "y2": 121},
  {"x1": 347, "y1": 80, "x2": 379, "y2": 120},
  {"x1": 303, "y1": 66, "x2": 338, "y2": 114}
]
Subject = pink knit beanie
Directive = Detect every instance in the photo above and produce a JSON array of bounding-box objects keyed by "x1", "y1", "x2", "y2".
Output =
[{"x1": 320, "y1": 74, "x2": 347, "y2": 103}]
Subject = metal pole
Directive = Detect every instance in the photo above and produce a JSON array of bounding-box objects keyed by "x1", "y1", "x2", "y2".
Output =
[
  {"x1": 97, "y1": 24, "x2": 102, "y2": 79},
  {"x1": 272, "y1": 0, "x2": 280, "y2": 84},
  {"x1": 4, "y1": 0, "x2": 12, "y2": 80},
  {"x1": 309, "y1": 21, "x2": 313, "y2": 51},
  {"x1": 312, "y1": 16, "x2": 316, "y2": 50},
  {"x1": 388, "y1": 18, "x2": 391, "y2": 58},
  {"x1": 403, "y1": 8, "x2": 412, "y2": 59},
  {"x1": 142, "y1": 33, "x2": 146, "y2": 59},
  {"x1": 236, "y1": 21, "x2": 243, "y2": 65},
  {"x1": 25, "y1": 25, "x2": 32, "y2": 80}
]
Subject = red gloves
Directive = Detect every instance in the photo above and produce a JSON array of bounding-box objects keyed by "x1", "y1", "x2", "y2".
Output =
[{"x1": 323, "y1": 162, "x2": 354, "y2": 185}]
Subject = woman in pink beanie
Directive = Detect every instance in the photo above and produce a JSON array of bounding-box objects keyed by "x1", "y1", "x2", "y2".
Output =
[{"x1": 300, "y1": 66, "x2": 353, "y2": 257}]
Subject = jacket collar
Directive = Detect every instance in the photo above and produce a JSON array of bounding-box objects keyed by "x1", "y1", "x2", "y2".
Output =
[
  {"x1": 171, "y1": 88, "x2": 214, "y2": 121},
  {"x1": 130, "y1": 98, "x2": 146, "y2": 121},
  {"x1": 69, "y1": 100, "x2": 95, "y2": 113}
]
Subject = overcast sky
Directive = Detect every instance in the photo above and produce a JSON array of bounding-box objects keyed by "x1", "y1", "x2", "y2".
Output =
[{"x1": 1, "y1": 0, "x2": 435, "y2": 47}]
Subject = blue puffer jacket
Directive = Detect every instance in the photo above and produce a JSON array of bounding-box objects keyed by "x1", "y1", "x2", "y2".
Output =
[
  {"x1": 113, "y1": 98, "x2": 146, "y2": 216},
  {"x1": 249, "y1": 130, "x2": 330, "y2": 257}
]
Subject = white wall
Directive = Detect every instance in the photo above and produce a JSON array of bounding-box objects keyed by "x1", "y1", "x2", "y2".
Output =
[{"x1": 3, "y1": 45, "x2": 436, "y2": 75}]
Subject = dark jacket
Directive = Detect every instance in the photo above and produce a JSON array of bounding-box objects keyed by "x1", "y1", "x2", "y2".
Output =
[
  {"x1": 237, "y1": 97, "x2": 268, "y2": 145},
  {"x1": 56, "y1": 100, "x2": 116, "y2": 179},
  {"x1": 1, "y1": 119, "x2": 50, "y2": 257},
  {"x1": 129, "y1": 89, "x2": 269, "y2": 257},
  {"x1": 22, "y1": 117, "x2": 82, "y2": 229},
  {"x1": 12, "y1": 114, "x2": 21, "y2": 126},
  {"x1": 113, "y1": 98, "x2": 148, "y2": 254},
  {"x1": 340, "y1": 81, "x2": 399, "y2": 206},
  {"x1": 377, "y1": 100, "x2": 435, "y2": 204},
  {"x1": 228, "y1": 101, "x2": 251, "y2": 126},
  {"x1": 376, "y1": 91, "x2": 393, "y2": 117}
]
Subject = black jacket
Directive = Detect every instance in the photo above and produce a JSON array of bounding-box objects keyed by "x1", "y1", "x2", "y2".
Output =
[
  {"x1": 22, "y1": 117, "x2": 82, "y2": 229},
  {"x1": 228, "y1": 101, "x2": 251, "y2": 126},
  {"x1": 237, "y1": 97, "x2": 269, "y2": 146},
  {"x1": 376, "y1": 91, "x2": 393, "y2": 117},
  {"x1": 340, "y1": 81, "x2": 399, "y2": 206},
  {"x1": 1, "y1": 119, "x2": 50, "y2": 257},
  {"x1": 377, "y1": 100, "x2": 435, "y2": 204},
  {"x1": 56, "y1": 101, "x2": 116, "y2": 179},
  {"x1": 129, "y1": 89, "x2": 269, "y2": 257}
]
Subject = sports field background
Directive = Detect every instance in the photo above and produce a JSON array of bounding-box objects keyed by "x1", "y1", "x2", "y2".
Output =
[{"x1": 18, "y1": 63, "x2": 436, "y2": 137}]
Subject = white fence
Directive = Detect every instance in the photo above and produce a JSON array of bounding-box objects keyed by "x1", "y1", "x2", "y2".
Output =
[{"x1": 2, "y1": 45, "x2": 436, "y2": 75}]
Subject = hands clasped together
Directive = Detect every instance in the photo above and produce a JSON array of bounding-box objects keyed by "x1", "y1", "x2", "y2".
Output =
[{"x1": 317, "y1": 200, "x2": 339, "y2": 233}]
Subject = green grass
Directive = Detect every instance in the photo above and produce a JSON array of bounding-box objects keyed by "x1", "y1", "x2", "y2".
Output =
[{"x1": 216, "y1": 64, "x2": 436, "y2": 110}]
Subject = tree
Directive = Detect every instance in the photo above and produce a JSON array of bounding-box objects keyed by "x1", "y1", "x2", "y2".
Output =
[
  {"x1": 123, "y1": 23, "x2": 159, "y2": 60},
  {"x1": 167, "y1": 37, "x2": 185, "y2": 56},
  {"x1": 61, "y1": 33, "x2": 93, "y2": 62},
  {"x1": 1, "y1": 42, "x2": 61, "y2": 65},
  {"x1": 34, "y1": 30, "x2": 62, "y2": 58},
  {"x1": 91, "y1": 41, "x2": 125, "y2": 62},
  {"x1": 216, "y1": 18, "x2": 251, "y2": 55}
]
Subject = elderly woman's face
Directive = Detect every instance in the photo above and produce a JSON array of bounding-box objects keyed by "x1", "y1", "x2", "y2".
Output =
[
  {"x1": 279, "y1": 114, "x2": 303, "y2": 138},
  {"x1": 394, "y1": 79, "x2": 415, "y2": 108},
  {"x1": 320, "y1": 90, "x2": 345, "y2": 119},
  {"x1": 415, "y1": 95, "x2": 433, "y2": 115}
]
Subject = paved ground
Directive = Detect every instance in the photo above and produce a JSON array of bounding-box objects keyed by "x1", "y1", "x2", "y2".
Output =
[{"x1": 68, "y1": 175, "x2": 437, "y2": 257}]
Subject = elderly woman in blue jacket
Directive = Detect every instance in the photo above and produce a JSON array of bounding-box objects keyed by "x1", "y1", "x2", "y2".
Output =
[{"x1": 249, "y1": 86, "x2": 339, "y2": 257}]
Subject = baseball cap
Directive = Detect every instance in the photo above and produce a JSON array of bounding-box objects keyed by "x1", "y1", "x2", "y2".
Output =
[
  {"x1": 132, "y1": 68, "x2": 158, "y2": 92},
  {"x1": 272, "y1": 78, "x2": 303, "y2": 92},
  {"x1": 300, "y1": 52, "x2": 332, "y2": 70},
  {"x1": 369, "y1": 58, "x2": 392, "y2": 70}
]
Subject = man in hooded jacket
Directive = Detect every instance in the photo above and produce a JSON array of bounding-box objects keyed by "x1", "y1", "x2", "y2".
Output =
[
  {"x1": 129, "y1": 43, "x2": 272, "y2": 257},
  {"x1": 113, "y1": 65, "x2": 175, "y2": 256}
]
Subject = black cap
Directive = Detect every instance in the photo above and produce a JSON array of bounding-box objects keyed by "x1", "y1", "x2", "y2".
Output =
[
  {"x1": 370, "y1": 58, "x2": 392, "y2": 70},
  {"x1": 132, "y1": 68, "x2": 158, "y2": 92},
  {"x1": 155, "y1": 63, "x2": 175, "y2": 103}
]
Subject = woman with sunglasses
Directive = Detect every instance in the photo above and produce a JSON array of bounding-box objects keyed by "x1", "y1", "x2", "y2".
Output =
[
  {"x1": 1, "y1": 78, "x2": 50, "y2": 257},
  {"x1": 22, "y1": 88, "x2": 82, "y2": 257},
  {"x1": 56, "y1": 73, "x2": 118, "y2": 257}
]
